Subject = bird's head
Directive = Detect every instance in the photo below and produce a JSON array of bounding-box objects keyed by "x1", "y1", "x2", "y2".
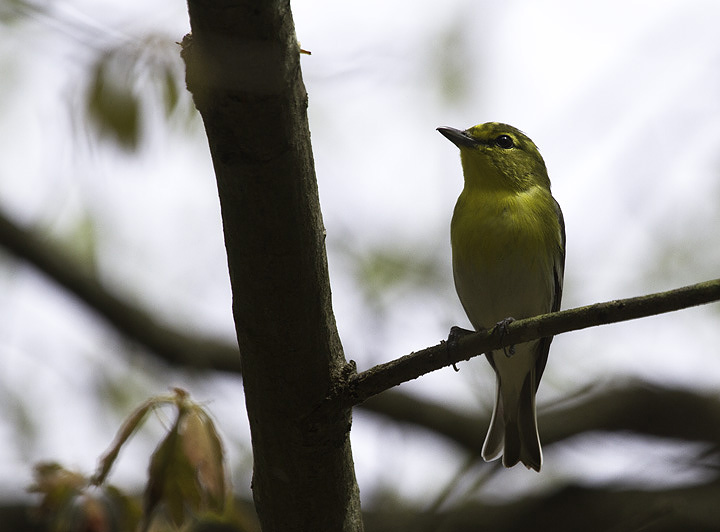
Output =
[{"x1": 438, "y1": 122, "x2": 550, "y2": 192}]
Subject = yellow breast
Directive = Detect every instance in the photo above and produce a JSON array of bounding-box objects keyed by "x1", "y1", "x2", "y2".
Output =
[{"x1": 451, "y1": 185, "x2": 560, "y2": 330}]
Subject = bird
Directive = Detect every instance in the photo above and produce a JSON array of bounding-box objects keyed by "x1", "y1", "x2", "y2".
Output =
[{"x1": 438, "y1": 122, "x2": 565, "y2": 471}]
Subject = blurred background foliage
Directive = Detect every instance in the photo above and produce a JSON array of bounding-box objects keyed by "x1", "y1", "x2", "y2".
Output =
[{"x1": 1, "y1": 0, "x2": 720, "y2": 531}]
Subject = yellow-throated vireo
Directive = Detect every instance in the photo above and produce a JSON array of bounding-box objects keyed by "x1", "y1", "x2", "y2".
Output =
[{"x1": 438, "y1": 122, "x2": 565, "y2": 472}]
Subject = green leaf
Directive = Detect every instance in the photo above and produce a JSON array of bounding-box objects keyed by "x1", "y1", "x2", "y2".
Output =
[
  {"x1": 145, "y1": 415, "x2": 200, "y2": 528},
  {"x1": 180, "y1": 407, "x2": 227, "y2": 513},
  {"x1": 143, "y1": 393, "x2": 228, "y2": 529},
  {"x1": 86, "y1": 53, "x2": 141, "y2": 151}
]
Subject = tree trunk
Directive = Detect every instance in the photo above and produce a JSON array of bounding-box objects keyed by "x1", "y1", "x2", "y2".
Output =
[{"x1": 182, "y1": 1, "x2": 363, "y2": 530}]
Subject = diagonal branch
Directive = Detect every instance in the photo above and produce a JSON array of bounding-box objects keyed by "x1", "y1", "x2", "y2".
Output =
[
  {"x1": 343, "y1": 279, "x2": 720, "y2": 408},
  {"x1": 364, "y1": 478, "x2": 720, "y2": 532},
  {"x1": 0, "y1": 209, "x2": 241, "y2": 373},
  {"x1": 4, "y1": 201, "x2": 720, "y2": 446},
  {"x1": 4, "y1": 201, "x2": 720, "y2": 428},
  {"x1": 362, "y1": 380, "x2": 720, "y2": 453}
]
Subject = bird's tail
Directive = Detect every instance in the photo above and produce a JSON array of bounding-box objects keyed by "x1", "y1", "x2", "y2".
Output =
[{"x1": 481, "y1": 372, "x2": 542, "y2": 472}]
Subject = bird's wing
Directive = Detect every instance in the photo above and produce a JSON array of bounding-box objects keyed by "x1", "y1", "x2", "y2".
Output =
[{"x1": 534, "y1": 197, "x2": 566, "y2": 385}]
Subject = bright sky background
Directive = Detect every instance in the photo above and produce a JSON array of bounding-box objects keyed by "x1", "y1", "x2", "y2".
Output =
[{"x1": 1, "y1": 0, "x2": 719, "y2": 505}]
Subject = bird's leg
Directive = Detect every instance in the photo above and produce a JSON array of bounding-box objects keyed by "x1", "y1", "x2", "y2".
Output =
[
  {"x1": 446, "y1": 326, "x2": 474, "y2": 371},
  {"x1": 494, "y1": 317, "x2": 516, "y2": 357}
]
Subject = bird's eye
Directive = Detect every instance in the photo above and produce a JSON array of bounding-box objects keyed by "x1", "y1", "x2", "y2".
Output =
[{"x1": 495, "y1": 135, "x2": 514, "y2": 149}]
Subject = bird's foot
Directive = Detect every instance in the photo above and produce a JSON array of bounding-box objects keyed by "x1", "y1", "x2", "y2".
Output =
[
  {"x1": 447, "y1": 326, "x2": 474, "y2": 371},
  {"x1": 494, "y1": 317, "x2": 516, "y2": 357}
]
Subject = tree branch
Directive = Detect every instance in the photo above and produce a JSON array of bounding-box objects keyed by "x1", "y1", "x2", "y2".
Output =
[
  {"x1": 344, "y1": 279, "x2": 720, "y2": 407},
  {"x1": 5, "y1": 199, "x2": 720, "y2": 456},
  {"x1": 8, "y1": 477, "x2": 720, "y2": 532},
  {"x1": 364, "y1": 479, "x2": 720, "y2": 532},
  {"x1": 362, "y1": 380, "x2": 720, "y2": 454},
  {"x1": 182, "y1": 1, "x2": 362, "y2": 530},
  {"x1": 5, "y1": 193, "x2": 720, "y2": 465},
  {"x1": 0, "y1": 209, "x2": 241, "y2": 372}
]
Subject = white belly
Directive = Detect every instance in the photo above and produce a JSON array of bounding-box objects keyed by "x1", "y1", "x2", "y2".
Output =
[{"x1": 453, "y1": 248, "x2": 554, "y2": 331}]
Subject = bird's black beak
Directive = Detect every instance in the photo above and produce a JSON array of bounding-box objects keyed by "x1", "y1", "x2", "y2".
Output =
[{"x1": 437, "y1": 127, "x2": 478, "y2": 148}]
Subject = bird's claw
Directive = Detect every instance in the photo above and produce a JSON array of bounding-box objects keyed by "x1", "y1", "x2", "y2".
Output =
[
  {"x1": 446, "y1": 326, "x2": 474, "y2": 371},
  {"x1": 447, "y1": 326, "x2": 473, "y2": 348},
  {"x1": 494, "y1": 317, "x2": 516, "y2": 357}
]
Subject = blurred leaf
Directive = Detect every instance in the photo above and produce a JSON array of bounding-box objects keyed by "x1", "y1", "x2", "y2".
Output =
[
  {"x1": 143, "y1": 392, "x2": 228, "y2": 530},
  {"x1": 29, "y1": 462, "x2": 86, "y2": 512},
  {"x1": 92, "y1": 397, "x2": 158, "y2": 487},
  {"x1": 145, "y1": 414, "x2": 200, "y2": 528},
  {"x1": 0, "y1": 0, "x2": 48, "y2": 25},
  {"x1": 180, "y1": 407, "x2": 226, "y2": 512},
  {"x1": 431, "y1": 17, "x2": 474, "y2": 106},
  {"x1": 162, "y1": 64, "x2": 180, "y2": 116},
  {"x1": 86, "y1": 51, "x2": 141, "y2": 150},
  {"x1": 103, "y1": 485, "x2": 143, "y2": 532},
  {"x1": 31, "y1": 391, "x2": 228, "y2": 532},
  {"x1": 348, "y1": 244, "x2": 446, "y2": 310},
  {"x1": 0, "y1": 384, "x2": 38, "y2": 457},
  {"x1": 29, "y1": 463, "x2": 140, "y2": 532},
  {"x1": 84, "y1": 35, "x2": 192, "y2": 152}
]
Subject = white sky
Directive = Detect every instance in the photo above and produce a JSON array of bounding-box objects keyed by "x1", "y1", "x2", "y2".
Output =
[{"x1": 1, "y1": 0, "x2": 719, "y2": 504}]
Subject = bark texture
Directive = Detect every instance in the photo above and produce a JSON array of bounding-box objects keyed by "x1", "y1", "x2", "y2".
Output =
[{"x1": 183, "y1": 1, "x2": 363, "y2": 530}]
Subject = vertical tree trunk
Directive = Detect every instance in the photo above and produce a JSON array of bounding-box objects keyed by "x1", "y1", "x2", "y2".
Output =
[{"x1": 182, "y1": 1, "x2": 363, "y2": 530}]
